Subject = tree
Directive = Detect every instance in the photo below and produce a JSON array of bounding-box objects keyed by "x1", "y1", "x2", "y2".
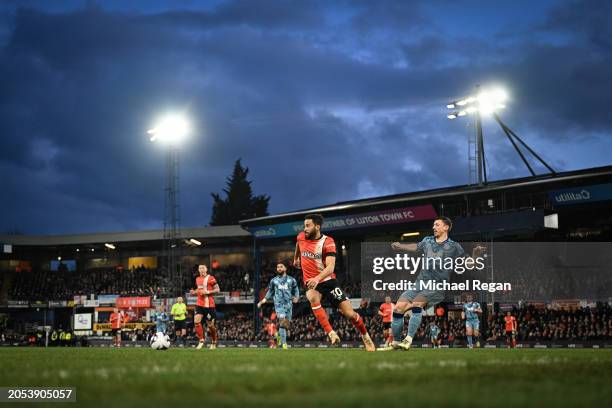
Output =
[{"x1": 210, "y1": 159, "x2": 270, "y2": 225}]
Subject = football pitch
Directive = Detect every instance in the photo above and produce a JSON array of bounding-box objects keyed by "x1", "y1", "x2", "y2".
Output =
[{"x1": 1, "y1": 348, "x2": 611, "y2": 407}]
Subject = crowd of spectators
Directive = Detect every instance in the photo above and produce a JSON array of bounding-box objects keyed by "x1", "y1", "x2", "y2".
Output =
[
  {"x1": 374, "y1": 303, "x2": 612, "y2": 345},
  {"x1": 485, "y1": 247, "x2": 612, "y2": 302},
  {"x1": 226, "y1": 303, "x2": 612, "y2": 344},
  {"x1": 487, "y1": 303, "x2": 612, "y2": 342},
  {"x1": 3, "y1": 256, "x2": 365, "y2": 301},
  {"x1": 3, "y1": 303, "x2": 611, "y2": 346},
  {"x1": 8, "y1": 266, "x2": 172, "y2": 300}
]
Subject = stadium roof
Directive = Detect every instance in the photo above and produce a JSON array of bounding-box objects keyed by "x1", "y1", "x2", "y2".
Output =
[
  {"x1": 240, "y1": 165, "x2": 612, "y2": 226},
  {"x1": 0, "y1": 225, "x2": 249, "y2": 247}
]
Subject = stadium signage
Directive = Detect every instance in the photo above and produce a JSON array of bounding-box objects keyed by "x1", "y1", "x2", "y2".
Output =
[
  {"x1": 74, "y1": 313, "x2": 92, "y2": 330},
  {"x1": 72, "y1": 295, "x2": 87, "y2": 305},
  {"x1": 249, "y1": 204, "x2": 437, "y2": 239},
  {"x1": 115, "y1": 297, "x2": 151, "y2": 308},
  {"x1": 549, "y1": 183, "x2": 612, "y2": 206},
  {"x1": 7, "y1": 300, "x2": 29, "y2": 308},
  {"x1": 93, "y1": 322, "x2": 155, "y2": 331},
  {"x1": 97, "y1": 295, "x2": 119, "y2": 305}
]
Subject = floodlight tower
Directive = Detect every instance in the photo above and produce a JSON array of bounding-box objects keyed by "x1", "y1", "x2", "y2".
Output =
[
  {"x1": 148, "y1": 115, "x2": 190, "y2": 295},
  {"x1": 447, "y1": 86, "x2": 554, "y2": 186}
]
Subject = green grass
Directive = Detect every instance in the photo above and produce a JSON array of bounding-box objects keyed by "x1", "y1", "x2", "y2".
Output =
[{"x1": 1, "y1": 348, "x2": 611, "y2": 408}]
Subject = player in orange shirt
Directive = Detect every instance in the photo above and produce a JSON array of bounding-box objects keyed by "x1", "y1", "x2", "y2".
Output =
[
  {"x1": 378, "y1": 296, "x2": 394, "y2": 347},
  {"x1": 293, "y1": 214, "x2": 375, "y2": 351},
  {"x1": 265, "y1": 318, "x2": 278, "y2": 348},
  {"x1": 109, "y1": 307, "x2": 126, "y2": 348},
  {"x1": 189, "y1": 264, "x2": 220, "y2": 350},
  {"x1": 504, "y1": 311, "x2": 517, "y2": 348}
]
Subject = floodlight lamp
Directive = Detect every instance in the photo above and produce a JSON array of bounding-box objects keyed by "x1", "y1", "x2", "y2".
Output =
[{"x1": 148, "y1": 114, "x2": 190, "y2": 145}]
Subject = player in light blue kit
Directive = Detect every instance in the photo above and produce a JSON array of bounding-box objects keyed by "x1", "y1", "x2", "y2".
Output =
[
  {"x1": 462, "y1": 294, "x2": 482, "y2": 348},
  {"x1": 428, "y1": 321, "x2": 441, "y2": 349},
  {"x1": 151, "y1": 305, "x2": 170, "y2": 334},
  {"x1": 382, "y1": 216, "x2": 486, "y2": 351},
  {"x1": 257, "y1": 261, "x2": 300, "y2": 349}
]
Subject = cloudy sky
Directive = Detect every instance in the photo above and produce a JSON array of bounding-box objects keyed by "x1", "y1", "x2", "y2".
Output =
[{"x1": 1, "y1": 0, "x2": 611, "y2": 234}]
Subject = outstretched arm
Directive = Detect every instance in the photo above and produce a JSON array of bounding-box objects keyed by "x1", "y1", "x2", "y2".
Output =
[
  {"x1": 258, "y1": 283, "x2": 274, "y2": 308},
  {"x1": 390, "y1": 242, "x2": 419, "y2": 252},
  {"x1": 471, "y1": 245, "x2": 486, "y2": 258}
]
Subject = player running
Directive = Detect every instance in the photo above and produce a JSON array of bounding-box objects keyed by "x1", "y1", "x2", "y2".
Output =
[
  {"x1": 462, "y1": 294, "x2": 482, "y2": 349},
  {"x1": 504, "y1": 311, "x2": 517, "y2": 348},
  {"x1": 170, "y1": 297, "x2": 187, "y2": 345},
  {"x1": 428, "y1": 321, "x2": 441, "y2": 348},
  {"x1": 382, "y1": 216, "x2": 485, "y2": 351},
  {"x1": 294, "y1": 214, "x2": 375, "y2": 351},
  {"x1": 257, "y1": 261, "x2": 300, "y2": 349},
  {"x1": 378, "y1": 296, "x2": 394, "y2": 347},
  {"x1": 190, "y1": 264, "x2": 220, "y2": 350}
]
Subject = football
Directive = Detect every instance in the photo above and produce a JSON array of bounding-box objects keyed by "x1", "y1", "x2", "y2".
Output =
[{"x1": 150, "y1": 332, "x2": 171, "y2": 350}]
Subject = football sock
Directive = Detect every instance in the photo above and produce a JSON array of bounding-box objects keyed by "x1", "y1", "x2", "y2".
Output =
[
  {"x1": 279, "y1": 327, "x2": 287, "y2": 345},
  {"x1": 467, "y1": 335, "x2": 473, "y2": 346},
  {"x1": 311, "y1": 303, "x2": 333, "y2": 334},
  {"x1": 351, "y1": 313, "x2": 367, "y2": 335},
  {"x1": 195, "y1": 322, "x2": 205, "y2": 341},
  {"x1": 392, "y1": 312, "x2": 405, "y2": 341},
  {"x1": 209, "y1": 326, "x2": 218, "y2": 343},
  {"x1": 407, "y1": 307, "x2": 422, "y2": 338}
]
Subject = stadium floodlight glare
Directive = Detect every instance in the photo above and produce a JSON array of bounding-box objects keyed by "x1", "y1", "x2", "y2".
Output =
[
  {"x1": 446, "y1": 84, "x2": 554, "y2": 187},
  {"x1": 446, "y1": 86, "x2": 508, "y2": 119},
  {"x1": 105, "y1": 243, "x2": 116, "y2": 250},
  {"x1": 477, "y1": 88, "x2": 507, "y2": 115},
  {"x1": 402, "y1": 232, "x2": 420, "y2": 237},
  {"x1": 148, "y1": 114, "x2": 190, "y2": 145},
  {"x1": 188, "y1": 238, "x2": 202, "y2": 246}
]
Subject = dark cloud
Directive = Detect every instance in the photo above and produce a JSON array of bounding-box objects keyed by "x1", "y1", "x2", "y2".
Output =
[
  {"x1": 0, "y1": 0, "x2": 610, "y2": 234},
  {"x1": 147, "y1": 0, "x2": 325, "y2": 30},
  {"x1": 541, "y1": 0, "x2": 612, "y2": 52}
]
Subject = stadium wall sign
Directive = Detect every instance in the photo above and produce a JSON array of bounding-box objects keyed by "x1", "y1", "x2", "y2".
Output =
[
  {"x1": 72, "y1": 295, "x2": 87, "y2": 305},
  {"x1": 549, "y1": 182, "x2": 612, "y2": 206},
  {"x1": 116, "y1": 297, "x2": 151, "y2": 308},
  {"x1": 93, "y1": 322, "x2": 155, "y2": 331},
  {"x1": 97, "y1": 295, "x2": 119, "y2": 305},
  {"x1": 74, "y1": 313, "x2": 92, "y2": 330},
  {"x1": 83, "y1": 299, "x2": 99, "y2": 307},
  {"x1": 248, "y1": 204, "x2": 437, "y2": 239},
  {"x1": 7, "y1": 300, "x2": 29, "y2": 308}
]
